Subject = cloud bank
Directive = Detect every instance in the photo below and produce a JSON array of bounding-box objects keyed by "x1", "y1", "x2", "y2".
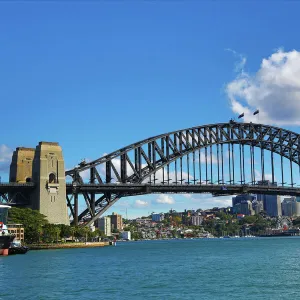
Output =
[
  {"x1": 226, "y1": 49, "x2": 300, "y2": 126},
  {"x1": 0, "y1": 144, "x2": 13, "y2": 172},
  {"x1": 155, "y1": 194, "x2": 175, "y2": 204}
]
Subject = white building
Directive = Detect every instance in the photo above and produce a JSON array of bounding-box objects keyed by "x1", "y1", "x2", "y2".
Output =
[
  {"x1": 135, "y1": 218, "x2": 152, "y2": 225},
  {"x1": 121, "y1": 231, "x2": 131, "y2": 240},
  {"x1": 98, "y1": 216, "x2": 112, "y2": 237},
  {"x1": 190, "y1": 215, "x2": 203, "y2": 226},
  {"x1": 282, "y1": 197, "x2": 300, "y2": 217}
]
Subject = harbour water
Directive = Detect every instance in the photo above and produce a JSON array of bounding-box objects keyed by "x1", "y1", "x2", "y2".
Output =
[{"x1": 1, "y1": 237, "x2": 300, "y2": 299}]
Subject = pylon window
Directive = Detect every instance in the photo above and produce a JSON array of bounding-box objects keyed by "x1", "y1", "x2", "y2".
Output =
[{"x1": 49, "y1": 173, "x2": 56, "y2": 184}]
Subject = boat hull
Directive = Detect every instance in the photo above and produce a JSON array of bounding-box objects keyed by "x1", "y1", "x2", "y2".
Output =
[
  {"x1": 9, "y1": 246, "x2": 29, "y2": 255},
  {"x1": 0, "y1": 235, "x2": 15, "y2": 255}
]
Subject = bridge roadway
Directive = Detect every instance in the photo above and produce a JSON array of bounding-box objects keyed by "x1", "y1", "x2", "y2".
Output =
[
  {"x1": 66, "y1": 183, "x2": 300, "y2": 197},
  {"x1": 1, "y1": 182, "x2": 300, "y2": 197},
  {"x1": 0, "y1": 182, "x2": 35, "y2": 192}
]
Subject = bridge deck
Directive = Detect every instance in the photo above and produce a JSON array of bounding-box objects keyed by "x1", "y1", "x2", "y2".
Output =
[
  {"x1": 0, "y1": 182, "x2": 35, "y2": 192},
  {"x1": 66, "y1": 183, "x2": 300, "y2": 197}
]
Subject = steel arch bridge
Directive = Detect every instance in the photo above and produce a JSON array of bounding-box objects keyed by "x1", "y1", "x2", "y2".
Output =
[{"x1": 65, "y1": 121, "x2": 300, "y2": 226}]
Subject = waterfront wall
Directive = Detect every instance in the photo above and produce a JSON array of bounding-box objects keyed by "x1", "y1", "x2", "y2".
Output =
[{"x1": 29, "y1": 242, "x2": 110, "y2": 250}]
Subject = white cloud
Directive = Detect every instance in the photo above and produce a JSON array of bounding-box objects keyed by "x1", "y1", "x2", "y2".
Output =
[
  {"x1": 134, "y1": 199, "x2": 149, "y2": 208},
  {"x1": 182, "y1": 194, "x2": 192, "y2": 199},
  {"x1": 68, "y1": 158, "x2": 92, "y2": 181},
  {"x1": 199, "y1": 152, "x2": 218, "y2": 164},
  {"x1": 155, "y1": 194, "x2": 175, "y2": 204},
  {"x1": 188, "y1": 194, "x2": 233, "y2": 208},
  {"x1": 254, "y1": 169, "x2": 275, "y2": 182},
  {"x1": 225, "y1": 48, "x2": 247, "y2": 72},
  {"x1": 117, "y1": 200, "x2": 131, "y2": 207},
  {"x1": 0, "y1": 144, "x2": 13, "y2": 172},
  {"x1": 226, "y1": 49, "x2": 300, "y2": 125}
]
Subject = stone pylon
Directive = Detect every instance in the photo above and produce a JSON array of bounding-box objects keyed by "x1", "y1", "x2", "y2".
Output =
[{"x1": 10, "y1": 142, "x2": 69, "y2": 225}]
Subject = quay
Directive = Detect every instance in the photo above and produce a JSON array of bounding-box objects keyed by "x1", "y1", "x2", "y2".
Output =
[{"x1": 28, "y1": 242, "x2": 111, "y2": 250}]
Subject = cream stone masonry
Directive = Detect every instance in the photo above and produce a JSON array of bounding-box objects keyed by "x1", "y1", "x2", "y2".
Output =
[
  {"x1": 9, "y1": 147, "x2": 35, "y2": 206},
  {"x1": 9, "y1": 147, "x2": 35, "y2": 183},
  {"x1": 9, "y1": 142, "x2": 69, "y2": 225}
]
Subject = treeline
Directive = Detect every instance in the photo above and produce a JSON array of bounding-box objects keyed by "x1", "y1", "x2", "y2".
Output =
[{"x1": 8, "y1": 207, "x2": 106, "y2": 244}]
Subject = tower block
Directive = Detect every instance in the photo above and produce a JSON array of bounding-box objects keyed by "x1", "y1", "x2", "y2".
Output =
[{"x1": 32, "y1": 142, "x2": 69, "y2": 225}]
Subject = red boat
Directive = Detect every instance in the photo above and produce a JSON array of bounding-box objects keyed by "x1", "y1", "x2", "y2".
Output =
[{"x1": 0, "y1": 205, "x2": 15, "y2": 256}]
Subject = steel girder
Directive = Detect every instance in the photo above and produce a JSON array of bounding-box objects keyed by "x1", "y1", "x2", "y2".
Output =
[
  {"x1": 0, "y1": 183, "x2": 35, "y2": 205},
  {"x1": 66, "y1": 122, "x2": 300, "y2": 226},
  {"x1": 66, "y1": 183, "x2": 300, "y2": 197}
]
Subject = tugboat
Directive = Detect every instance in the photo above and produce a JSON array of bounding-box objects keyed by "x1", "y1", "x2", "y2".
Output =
[
  {"x1": 0, "y1": 205, "x2": 15, "y2": 256},
  {"x1": 8, "y1": 240, "x2": 29, "y2": 255}
]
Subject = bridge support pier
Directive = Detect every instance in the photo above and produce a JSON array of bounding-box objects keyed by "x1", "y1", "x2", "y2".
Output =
[
  {"x1": 74, "y1": 192, "x2": 78, "y2": 226},
  {"x1": 90, "y1": 167, "x2": 96, "y2": 223},
  {"x1": 9, "y1": 142, "x2": 69, "y2": 225}
]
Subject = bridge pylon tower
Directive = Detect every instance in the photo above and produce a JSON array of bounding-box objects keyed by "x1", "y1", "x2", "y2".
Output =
[{"x1": 9, "y1": 142, "x2": 69, "y2": 225}]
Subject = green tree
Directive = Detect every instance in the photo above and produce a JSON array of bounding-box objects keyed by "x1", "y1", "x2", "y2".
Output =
[
  {"x1": 293, "y1": 217, "x2": 300, "y2": 226},
  {"x1": 59, "y1": 224, "x2": 72, "y2": 240},
  {"x1": 172, "y1": 216, "x2": 182, "y2": 226},
  {"x1": 70, "y1": 226, "x2": 76, "y2": 241},
  {"x1": 8, "y1": 207, "x2": 48, "y2": 243},
  {"x1": 42, "y1": 224, "x2": 60, "y2": 243}
]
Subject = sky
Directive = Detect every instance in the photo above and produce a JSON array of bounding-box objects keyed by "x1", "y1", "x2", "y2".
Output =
[{"x1": 1, "y1": 1, "x2": 300, "y2": 218}]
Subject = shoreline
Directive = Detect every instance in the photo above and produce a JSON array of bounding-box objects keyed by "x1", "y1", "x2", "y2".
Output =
[{"x1": 28, "y1": 242, "x2": 111, "y2": 250}]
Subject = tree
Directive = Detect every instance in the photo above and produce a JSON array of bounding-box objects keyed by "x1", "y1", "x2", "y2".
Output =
[
  {"x1": 59, "y1": 224, "x2": 72, "y2": 240},
  {"x1": 42, "y1": 224, "x2": 60, "y2": 243},
  {"x1": 239, "y1": 215, "x2": 257, "y2": 225},
  {"x1": 172, "y1": 216, "x2": 182, "y2": 226},
  {"x1": 8, "y1": 207, "x2": 48, "y2": 243},
  {"x1": 293, "y1": 217, "x2": 300, "y2": 226},
  {"x1": 70, "y1": 226, "x2": 76, "y2": 241}
]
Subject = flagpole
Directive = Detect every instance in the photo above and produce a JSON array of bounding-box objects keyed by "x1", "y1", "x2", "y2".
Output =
[{"x1": 253, "y1": 109, "x2": 259, "y2": 123}]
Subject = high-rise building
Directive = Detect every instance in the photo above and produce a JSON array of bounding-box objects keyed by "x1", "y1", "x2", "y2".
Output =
[
  {"x1": 264, "y1": 195, "x2": 282, "y2": 217},
  {"x1": 232, "y1": 194, "x2": 256, "y2": 207},
  {"x1": 152, "y1": 213, "x2": 164, "y2": 222},
  {"x1": 232, "y1": 194, "x2": 256, "y2": 215},
  {"x1": 282, "y1": 197, "x2": 300, "y2": 217},
  {"x1": 252, "y1": 200, "x2": 264, "y2": 214},
  {"x1": 296, "y1": 198, "x2": 300, "y2": 216},
  {"x1": 98, "y1": 216, "x2": 111, "y2": 236},
  {"x1": 257, "y1": 181, "x2": 282, "y2": 217},
  {"x1": 240, "y1": 200, "x2": 255, "y2": 216},
  {"x1": 110, "y1": 212, "x2": 123, "y2": 231}
]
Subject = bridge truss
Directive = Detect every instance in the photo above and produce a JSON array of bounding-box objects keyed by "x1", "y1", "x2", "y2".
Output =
[
  {"x1": 0, "y1": 183, "x2": 34, "y2": 205},
  {"x1": 66, "y1": 121, "x2": 300, "y2": 226}
]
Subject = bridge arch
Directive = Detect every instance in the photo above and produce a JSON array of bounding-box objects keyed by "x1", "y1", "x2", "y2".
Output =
[{"x1": 66, "y1": 122, "x2": 300, "y2": 225}]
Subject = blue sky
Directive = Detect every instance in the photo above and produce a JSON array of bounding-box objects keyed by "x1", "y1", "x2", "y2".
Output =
[{"x1": 1, "y1": 2, "x2": 300, "y2": 218}]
